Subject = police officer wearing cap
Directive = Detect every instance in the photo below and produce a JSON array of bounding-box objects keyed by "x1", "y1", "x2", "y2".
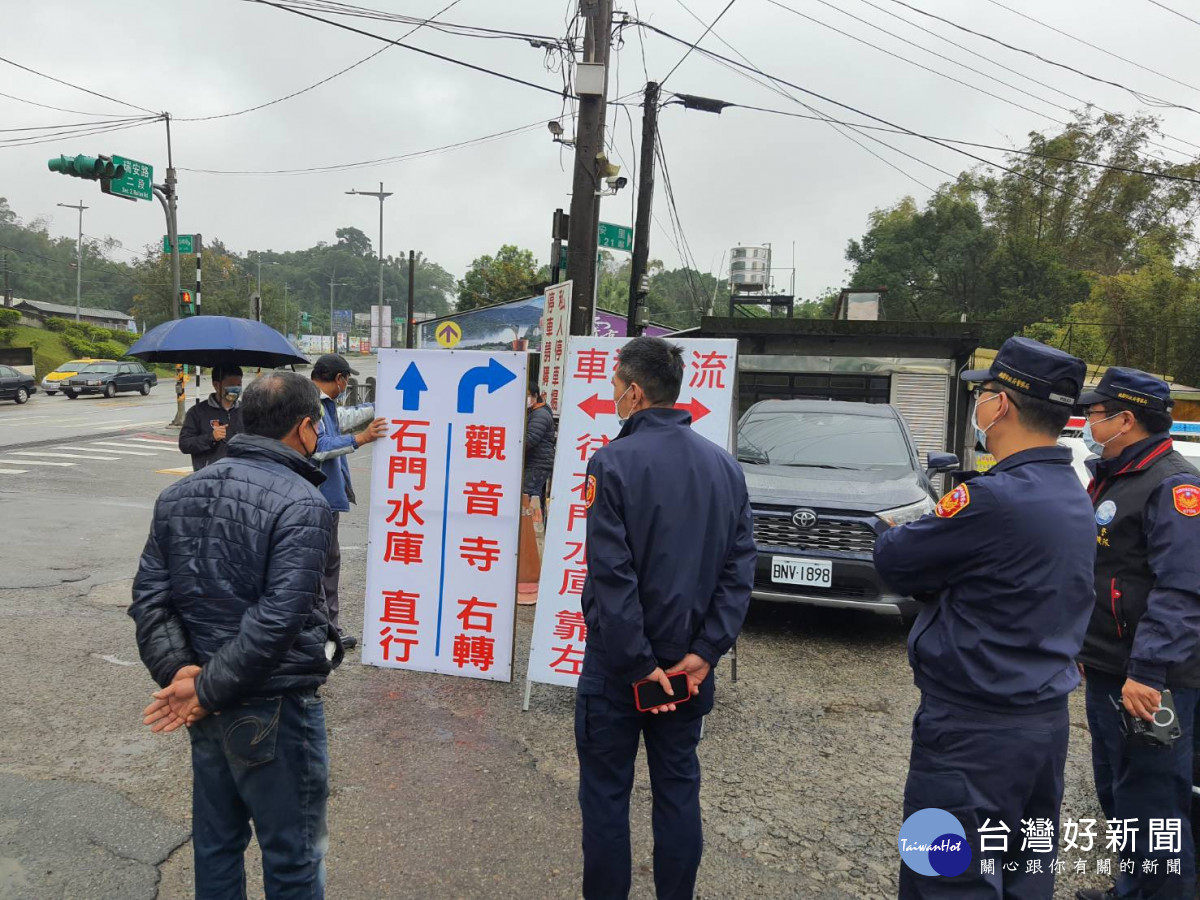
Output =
[
  {"x1": 576, "y1": 336, "x2": 756, "y2": 900},
  {"x1": 1075, "y1": 368, "x2": 1200, "y2": 900},
  {"x1": 875, "y1": 337, "x2": 1097, "y2": 899}
]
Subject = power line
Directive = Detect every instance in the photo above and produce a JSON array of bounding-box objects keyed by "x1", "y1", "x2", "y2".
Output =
[
  {"x1": 245, "y1": 0, "x2": 570, "y2": 100},
  {"x1": 177, "y1": 0, "x2": 465, "y2": 122},
  {"x1": 0, "y1": 117, "x2": 163, "y2": 150},
  {"x1": 670, "y1": 0, "x2": 943, "y2": 193},
  {"x1": 880, "y1": 0, "x2": 1200, "y2": 117},
  {"x1": 178, "y1": 119, "x2": 549, "y2": 175},
  {"x1": 847, "y1": 0, "x2": 1198, "y2": 162},
  {"x1": 1145, "y1": 0, "x2": 1200, "y2": 29},
  {"x1": 984, "y1": 0, "x2": 1200, "y2": 96},
  {"x1": 661, "y1": 0, "x2": 739, "y2": 87},
  {"x1": 713, "y1": 101, "x2": 1200, "y2": 184},
  {"x1": 0, "y1": 90, "x2": 122, "y2": 118},
  {"x1": 0, "y1": 54, "x2": 159, "y2": 116}
]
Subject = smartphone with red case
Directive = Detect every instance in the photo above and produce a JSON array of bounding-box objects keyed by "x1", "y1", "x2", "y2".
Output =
[{"x1": 634, "y1": 672, "x2": 691, "y2": 712}]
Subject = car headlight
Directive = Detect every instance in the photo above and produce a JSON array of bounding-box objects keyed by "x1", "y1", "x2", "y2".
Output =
[
  {"x1": 876, "y1": 497, "x2": 936, "y2": 526},
  {"x1": 87, "y1": 380, "x2": 102, "y2": 386}
]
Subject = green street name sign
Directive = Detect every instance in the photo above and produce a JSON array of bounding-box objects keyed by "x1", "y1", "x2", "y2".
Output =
[
  {"x1": 163, "y1": 234, "x2": 195, "y2": 254},
  {"x1": 103, "y1": 154, "x2": 153, "y2": 201},
  {"x1": 598, "y1": 221, "x2": 633, "y2": 253}
]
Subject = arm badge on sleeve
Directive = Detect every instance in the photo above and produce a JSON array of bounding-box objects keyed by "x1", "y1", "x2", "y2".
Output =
[
  {"x1": 935, "y1": 484, "x2": 971, "y2": 519},
  {"x1": 585, "y1": 474, "x2": 598, "y2": 509},
  {"x1": 1172, "y1": 484, "x2": 1200, "y2": 517}
]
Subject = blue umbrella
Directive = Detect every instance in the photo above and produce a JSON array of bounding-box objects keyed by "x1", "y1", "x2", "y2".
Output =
[{"x1": 128, "y1": 316, "x2": 308, "y2": 369}]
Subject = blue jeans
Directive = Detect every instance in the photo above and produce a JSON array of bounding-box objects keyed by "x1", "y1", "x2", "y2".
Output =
[
  {"x1": 1085, "y1": 669, "x2": 1198, "y2": 899},
  {"x1": 188, "y1": 690, "x2": 329, "y2": 900}
]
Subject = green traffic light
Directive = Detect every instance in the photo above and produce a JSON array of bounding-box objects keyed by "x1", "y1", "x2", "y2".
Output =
[{"x1": 47, "y1": 154, "x2": 124, "y2": 181}]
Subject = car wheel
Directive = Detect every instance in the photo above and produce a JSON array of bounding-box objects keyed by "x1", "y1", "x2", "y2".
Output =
[
  {"x1": 64, "y1": 390, "x2": 77, "y2": 399},
  {"x1": 103, "y1": 382, "x2": 117, "y2": 399},
  {"x1": 45, "y1": 390, "x2": 57, "y2": 396},
  {"x1": 15, "y1": 388, "x2": 29, "y2": 404},
  {"x1": 139, "y1": 381, "x2": 151, "y2": 395}
]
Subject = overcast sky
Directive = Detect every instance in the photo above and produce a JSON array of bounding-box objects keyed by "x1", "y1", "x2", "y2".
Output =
[{"x1": 4, "y1": 0, "x2": 1200, "y2": 302}]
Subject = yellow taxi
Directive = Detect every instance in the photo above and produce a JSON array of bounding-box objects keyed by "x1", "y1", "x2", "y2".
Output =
[{"x1": 41, "y1": 358, "x2": 114, "y2": 396}]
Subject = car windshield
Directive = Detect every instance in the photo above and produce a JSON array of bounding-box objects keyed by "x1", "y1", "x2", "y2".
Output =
[
  {"x1": 81, "y1": 363, "x2": 119, "y2": 373},
  {"x1": 737, "y1": 410, "x2": 914, "y2": 470},
  {"x1": 55, "y1": 363, "x2": 87, "y2": 372}
]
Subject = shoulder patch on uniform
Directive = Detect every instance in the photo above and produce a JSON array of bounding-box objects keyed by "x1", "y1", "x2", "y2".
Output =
[
  {"x1": 935, "y1": 484, "x2": 971, "y2": 519},
  {"x1": 1172, "y1": 484, "x2": 1200, "y2": 517},
  {"x1": 585, "y1": 474, "x2": 598, "y2": 509}
]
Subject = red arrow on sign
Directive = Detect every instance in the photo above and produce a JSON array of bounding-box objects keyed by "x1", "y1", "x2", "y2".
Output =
[
  {"x1": 578, "y1": 393, "x2": 711, "y2": 422},
  {"x1": 675, "y1": 397, "x2": 710, "y2": 422},
  {"x1": 579, "y1": 394, "x2": 616, "y2": 419}
]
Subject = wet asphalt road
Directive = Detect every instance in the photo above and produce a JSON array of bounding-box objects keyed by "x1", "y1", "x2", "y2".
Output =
[{"x1": 0, "y1": 384, "x2": 1117, "y2": 899}]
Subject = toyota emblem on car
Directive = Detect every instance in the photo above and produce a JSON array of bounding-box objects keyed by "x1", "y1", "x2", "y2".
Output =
[{"x1": 792, "y1": 508, "x2": 818, "y2": 528}]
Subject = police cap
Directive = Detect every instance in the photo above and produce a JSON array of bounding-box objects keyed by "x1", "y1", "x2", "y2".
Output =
[
  {"x1": 960, "y1": 336, "x2": 1085, "y2": 406},
  {"x1": 1077, "y1": 366, "x2": 1172, "y2": 412}
]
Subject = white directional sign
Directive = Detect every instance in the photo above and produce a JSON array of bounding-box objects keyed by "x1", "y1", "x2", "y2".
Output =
[
  {"x1": 362, "y1": 349, "x2": 528, "y2": 681},
  {"x1": 525, "y1": 337, "x2": 739, "y2": 689},
  {"x1": 539, "y1": 280, "x2": 572, "y2": 415}
]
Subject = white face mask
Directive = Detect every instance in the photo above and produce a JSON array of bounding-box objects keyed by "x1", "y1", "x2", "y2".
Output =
[
  {"x1": 1083, "y1": 413, "x2": 1123, "y2": 456},
  {"x1": 971, "y1": 393, "x2": 1001, "y2": 452},
  {"x1": 614, "y1": 385, "x2": 633, "y2": 425}
]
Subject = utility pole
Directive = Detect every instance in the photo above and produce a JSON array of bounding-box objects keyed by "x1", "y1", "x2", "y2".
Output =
[
  {"x1": 627, "y1": 81, "x2": 660, "y2": 337},
  {"x1": 346, "y1": 183, "x2": 393, "y2": 317},
  {"x1": 566, "y1": 0, "x2": 614, "y2": 336},
  {"x1": 2, "y1": 253, "x2": 9, "y2": 306},
  {"x1": 57, "y1": 201, "x2": 88, "y2": 321},
  {"x1": 283, "y1": 282, "x2": 290, "y2": 337},
  {"x1": 407, "y1": 249, "x2": 416, "y2": 348}
]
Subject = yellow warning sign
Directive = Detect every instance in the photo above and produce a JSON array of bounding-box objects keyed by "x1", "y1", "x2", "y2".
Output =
[{"x1": 435, "y1": 321, "x2": 463, "y2": 348}]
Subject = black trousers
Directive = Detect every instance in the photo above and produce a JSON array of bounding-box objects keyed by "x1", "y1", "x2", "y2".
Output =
[{"x1": 575, "y1": 666, "x2": 715, "y2": 900}]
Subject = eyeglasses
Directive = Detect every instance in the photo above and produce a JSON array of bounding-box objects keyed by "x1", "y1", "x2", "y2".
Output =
[
  {"x1": 972, "y1": 385, "x2": 1020, "y2": 409},
  {"x1": 1084, "y1": 408, "x2": 1117, "y2": 420}
]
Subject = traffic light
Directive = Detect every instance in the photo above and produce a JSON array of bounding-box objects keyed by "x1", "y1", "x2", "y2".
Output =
[
  {"x1": 47, "y1": 154, "x2": 124, "y2": 181},
  {"x1": 180, "y1": 290, "x2": 195, "y2": 317}
]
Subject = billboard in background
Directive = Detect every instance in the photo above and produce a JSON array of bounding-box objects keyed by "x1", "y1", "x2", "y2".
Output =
[{"x1": 371, "y1": 305, "x2": 393, "y2": 349}]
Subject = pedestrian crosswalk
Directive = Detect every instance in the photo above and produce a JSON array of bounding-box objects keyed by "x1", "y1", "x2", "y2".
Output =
[{"x1": 0, "y1": 434, "x2": 183, "y2": 476}]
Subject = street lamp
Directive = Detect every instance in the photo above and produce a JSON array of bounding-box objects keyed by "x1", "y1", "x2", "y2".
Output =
[
  {"x1": 346, "y1": 183, "x2": 393, "y2": 317},
  {"x1": 57, "y1": 201, "x2": 88, "y2": 322}
]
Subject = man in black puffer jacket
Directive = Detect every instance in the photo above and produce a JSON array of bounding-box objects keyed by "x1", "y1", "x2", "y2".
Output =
[
  {"x1": 523, "y1": 384, "x2": 557, "y2": 509},
  {"x1": 130, "y1": 370, "x2": 341, "y2": 900}
]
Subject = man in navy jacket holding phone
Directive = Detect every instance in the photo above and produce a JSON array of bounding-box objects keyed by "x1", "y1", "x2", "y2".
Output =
[{"x1": 576, "y1": 336, "x2": 756, "y2": 900}]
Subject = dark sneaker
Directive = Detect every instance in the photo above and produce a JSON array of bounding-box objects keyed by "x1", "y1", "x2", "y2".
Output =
[{"x1": 339, "y1": 631, "x2": 358, "y2": 650}]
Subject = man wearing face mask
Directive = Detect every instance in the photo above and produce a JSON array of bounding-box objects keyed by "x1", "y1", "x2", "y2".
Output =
[
  {"x1": 874, "y1": 336, "x2": 1096, "y2": 899},
  {"x1": 1074, "y1": 368, "x2": 1200, "y2": 900},
  {"x1": 178, "y1": 365, "x2": 244, "y2": 471},
  {"x1": 310, "y1": 354, "x2": 388, "y2": 651},
  {"x1": 575, "y1": 337, "x2": 756, "y2": 900}
]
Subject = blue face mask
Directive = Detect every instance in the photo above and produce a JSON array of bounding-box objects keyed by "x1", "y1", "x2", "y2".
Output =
[
  {"x1": 1082, "y1": 413, "x2": 1121, "y2": 456},
  {"x1": 971, "y1": 393, "x2": 1000, "y2": 452},
  {"x1": 224, "y1": 385, "x2": 242, "y2": 398}
]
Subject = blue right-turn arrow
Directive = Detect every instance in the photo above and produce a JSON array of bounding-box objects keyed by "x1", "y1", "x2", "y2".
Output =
[
  {"x1": 456, "y1": 358, "x2": 517, "y2": 414},
  {"x1": 395, "y1": 362, "x2": 428, "y2": 411}
]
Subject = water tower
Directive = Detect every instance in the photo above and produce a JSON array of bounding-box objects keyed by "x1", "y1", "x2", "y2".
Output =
[{"x1": 729, "y1": 245, "x2": 771, "y2": 293}]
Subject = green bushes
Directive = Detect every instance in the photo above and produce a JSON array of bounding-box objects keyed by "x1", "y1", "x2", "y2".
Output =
[
  {"x1": 0, "y1": 327, "x2": 14, "y2": 346},
  {"x1": 0, "y1": 308, "x2": 19, "y2": 327},
  {"x1": 46, "y1": 319, "x2": 133, "y2": 359},
  {"x1": 44, "y1": 317, "x2": 69, "y2": 332}
]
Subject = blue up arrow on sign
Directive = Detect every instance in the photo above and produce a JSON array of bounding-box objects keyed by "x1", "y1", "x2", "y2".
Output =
[{"x1": 395, "y1": 362, "x2": 428, "y2": 411}]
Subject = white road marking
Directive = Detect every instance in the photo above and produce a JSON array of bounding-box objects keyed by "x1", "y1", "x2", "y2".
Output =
[
  {"x1": 58, "y1": 446, "x2": 158, "y2": 457},
  {"x1": 9, "y1": 451, "x2": 120, "y2": 461},
  {"x1": 0, "y1": 468, "x2": 28, "y2": 474},
  {"x1": 52, "y1": 420, "x2": 135, "y2": 429},
  {"x1": 90, "y1": 441, "x2": 171, "y2": 451},
  {"x1": 157, "y1": 466, "x2": 193, "y2": 476},
  {"x1": 128, "y1": 437, "x2": 178, "y2": 446},
  {"x1": 0, "y1": 459, "x2": 74, "y2": 467}
]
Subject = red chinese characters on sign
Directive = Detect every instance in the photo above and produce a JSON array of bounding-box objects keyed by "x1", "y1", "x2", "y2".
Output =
[
  {"x1": 384, "y1": 530, "x2": 424, "y2": 565},
  {"x1": 381, "y1": 590, "x2": 420, "y2": 626},
  {"x1": 452, "y1": 634, "x2": 495, "y2": 672},
  {"x1": 566, "y1": 503, "x2": 589, "y2": 533},
  {"x1": 549, "y1": 641, "x2": 585, "y2": 676},
  {"x1": 553, "y1": 609, "x2": 587, "y2": 642},
  {"x1": 386, "y1": 495, "x2": 424, "y2": 527},
  {"x1": 559, "y1": 568, "x2": 587, "y2": 597},
  {"x1": 460, "y1": 536, "x2": 502, "y2": 572},
  {"x1": 457, "y1": 596, "x2": 498, "y2": 632},
  {"x1": 463, "y1": 480, "x2": 504, "y2": 517},
  {"x1": 465, "y1": 425, "x2": 506, "y2": 461},
  {"x1": 574, "y1": 348, "x2": 612, "y2": 384},
  {"x1": 688, "y1": 350, "x2": 730, "y2": 390},
  {"x1": 380, "y1": 626, "x2": 419, "y2": 662},
  {"x1": 576, "y1": 433, "x2": 610, "y2": 462}
]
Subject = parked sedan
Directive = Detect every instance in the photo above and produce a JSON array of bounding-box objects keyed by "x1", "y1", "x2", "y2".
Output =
[
  {"x1": 0, "y1": 364, "x2": 37, "y2": 404},
  {"x1": 40, "y1": 358, "x2": 113, "y2": 396},
  {"x1": 61, "y1": 361, "x2": 157, "y2": 398},
  {"x1": 738, "y1": 399, "x2": 958, "y2": 620}
]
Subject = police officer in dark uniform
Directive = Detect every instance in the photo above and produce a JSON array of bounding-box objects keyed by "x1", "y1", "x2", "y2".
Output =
[
  {"x1": 875, "y1": 337, "x2": 1096, "y2": 899},
  {"x1": 1075, "y1": 368, "x2": 1200, "y2": 900},
  {"x1": 576, "y1": 336, "x2": 756, "y2": 900}
]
